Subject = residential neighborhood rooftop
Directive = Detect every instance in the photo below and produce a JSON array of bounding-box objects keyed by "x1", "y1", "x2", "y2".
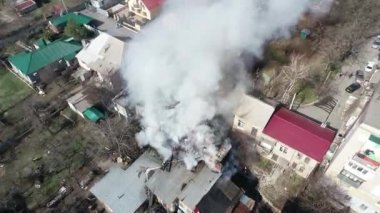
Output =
[
  {"x1": 8, "y1": 39, "x2": 82, "y2": 75},
  {"x1": 50, "y1": 12, "x2": 93, "y2": 27},
  {"x1": 263, "y1": 107, "x2": 336, "y2": 162},
  {"x1": 90, "y1": 151, "x2": 161, "y2": 213},
  {"x1": 142, "y1": 0, "x2": 164, "y2": 10},
  {"x1": 15, "y1": 0, "x2": 36, "y2": 12},
  {"x1": 362, "y1": 84, "x2": 380, "y2": 130},
  {"x1": 76, "y1": 32, "x2": 126, "y2": 77},
  {"x1": 197, "y1": 177, "x2": 243, "y2": 213},
  {"x1": 146, "y1": 160, "x2": 221, "y2": 211},
  {"x1": 234, "y1": 94, "x2": 276, "y2": 130}
]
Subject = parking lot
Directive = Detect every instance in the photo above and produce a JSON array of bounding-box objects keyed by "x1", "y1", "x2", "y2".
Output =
[{"x1": 297, "y1": 38, "x2": 379, "y2": 130}]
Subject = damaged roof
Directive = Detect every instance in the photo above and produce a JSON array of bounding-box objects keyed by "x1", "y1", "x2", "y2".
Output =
[
  {"x1": 146, "y1": 162, "x2": 221, "y2": 211},
  {"x1": 90, "y1": 151, "x2": 161, "y2": 213}
]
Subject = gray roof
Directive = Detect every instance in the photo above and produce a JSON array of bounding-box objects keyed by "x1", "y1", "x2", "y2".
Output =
[
  {"x1": 66, "y1": 86, "x2": 97, "y2": 112},
  {"x1": 146, "y1": 162, "x2": 221, "y2": 210},
  {"x1": 363, "y1": 84, "x2": 380, "y2": 130},
  {"x1": 90, "y1": 152, "x2": 161, "y2": 213},
  {"x1": 234, "y1": 94, "x2": 276, "y2": 130}
]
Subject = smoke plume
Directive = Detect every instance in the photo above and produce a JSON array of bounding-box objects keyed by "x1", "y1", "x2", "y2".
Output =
[{"x1": 122, "y1": 0, "x2": 311, "y2": 170}]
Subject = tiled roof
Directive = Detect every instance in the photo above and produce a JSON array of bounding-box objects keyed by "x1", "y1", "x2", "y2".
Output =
[
  {"x1": 263, "y1": 107, "x2": 336, "y2": 162},
  {"x1": 8, "y1": 40, "x2": 82, "y2": 75}
]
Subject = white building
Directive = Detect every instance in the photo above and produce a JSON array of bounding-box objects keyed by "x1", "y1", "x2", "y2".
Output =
[
  {"x1": 232, "y1": 94, "x2": 275, "y2": 138},
  {"x1": 75, "y1": 32, "x2": 126, "y2": 91},
  {"x1": 325, "y1": 85, "x2": 380, "y2": 213}
]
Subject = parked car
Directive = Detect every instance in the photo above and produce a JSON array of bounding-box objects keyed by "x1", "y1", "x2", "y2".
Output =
[
  {"x1": 355, "y1": 70, "x2": 365, "y2": 83},
  {"x1": 345, "y1": 83, "x2": 361, "y2": 93},
  {"x1": 372, "y1": 36, "x2": 380, "y2": 49},
  {"x1": 365, "y1": 61, "x2": 376, "y2": 72}
]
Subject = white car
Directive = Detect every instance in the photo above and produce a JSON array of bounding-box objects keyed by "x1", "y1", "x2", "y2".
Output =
[{"x1": 365, "y1": 61, "x2": 376, "y2": 72}]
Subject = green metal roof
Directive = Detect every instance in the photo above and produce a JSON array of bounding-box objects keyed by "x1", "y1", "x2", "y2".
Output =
[
  {"x1": 83, "y1": 107, "x2": 104, "y2": 122},
  {"x1": 34, "y1": 38, "x2": 50, "y2": 48},
  {"x1": 8, "y1": 40, "x2": 82, "y2": 75},
  {"x1": 370, "y1": 134, "x2": 380, "y2": 145},
  {"x1": 50, "y1": 12, "x2": 93, "y2": 27}
]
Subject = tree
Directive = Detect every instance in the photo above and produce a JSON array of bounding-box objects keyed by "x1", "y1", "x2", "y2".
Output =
[
  {"x1": 280, "y1": 54, "x2": 310, "y2": 104},
  {"x1": 97, "y1": 117, "x2": 142, "y2": 160},
  {"x1": 64, "y1": 18, "x2": 91, "y2": 40},
  {"x1": 283, "y1": 177, "x2": 349, "y2": 213},
  {"x1": 43, "y1": 28, "x2": 54, "y2": 41}
]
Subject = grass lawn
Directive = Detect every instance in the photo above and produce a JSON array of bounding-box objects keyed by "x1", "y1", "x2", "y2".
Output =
[{"x1": 0, "y1": 68, "x2": 32, "y2": 111}]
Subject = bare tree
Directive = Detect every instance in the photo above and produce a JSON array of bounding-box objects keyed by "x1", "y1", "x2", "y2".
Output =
[
  {"x1": 280, "y1": 54, "x2": 310, "y2": 104},
  {"x1": 97, "y1": 117, "x2": 142, "y2": 160}
]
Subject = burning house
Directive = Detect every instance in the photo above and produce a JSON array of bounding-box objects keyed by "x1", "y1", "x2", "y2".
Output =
[{"x1": 91, "y1": 146, "x2": 232, "y2": 213}]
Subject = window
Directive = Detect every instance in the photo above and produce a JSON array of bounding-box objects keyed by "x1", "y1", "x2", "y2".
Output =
[
  {"x1": 304, "y1": 157, "x2": 310, "y2": 164},
  {"x1": 359, "y1": 204, "x2": 368, "y2": 210},
  {"x1": 272, "y1": 154, "x2": 278, "y2": 161},
  {"x1": 237, "y1": 120, "x2": 245, "y2": 128},
  {"x1": 251, "y1": 127, "x2": 258, "y2": 137},
  {"x1": 292, "y1": 162, "x2": 297, "y2": 169},
  {"x1": 363, "y1": 170, "x2": 368, "y2": 174},
  {"x1": 358, "y1": 167, "x2": 363, "y2": 172},
  {"x1": 297, "y1": 153, "x2": 302, "y2": 159},
  {"x1": 344, "y1": 195, "x2": 351, "y2": 200},
  {"x1": 299, "y1": 166, "x2": 305, "y2": 172},
  {"x1": 279, "y1": 146, "x2": 288, "y2": 154}
]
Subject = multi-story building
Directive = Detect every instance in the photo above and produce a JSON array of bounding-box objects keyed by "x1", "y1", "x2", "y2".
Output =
[
  {"x1": 325, "y1": 86, "x2": 380, "y2": 213},
  {"x1": 232, "y1": 95, "x2": 336, "y2": 178},
  {"x1": 113, "y1": 0, "x2": 164, "y2": 32}
]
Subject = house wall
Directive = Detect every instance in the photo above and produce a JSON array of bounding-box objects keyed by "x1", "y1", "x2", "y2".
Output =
[
  {"x1": 9, "y1": 62, "x2": 34, "y2": 85},
  {"x1": 325, "y1": 124, "x2": 380, "y2": 213},
  {"x1": 127, "y1": 0, "x2": 152, "y2": 20},
  {"x1": 68, "y1": 101, "x2": 85, "y2": 118},
  {"x1": 232, "y1": 115, "x2": 262, "y2": 138},
  {"x1": 262, "y1": 135, "x2": 318, "y2": 178},
  {"x1": 179, "y1": 201, "x2": 193, "y2": 213},
  {"x1": 78, "y1": 59, "x2": 92, "y2": 71}
]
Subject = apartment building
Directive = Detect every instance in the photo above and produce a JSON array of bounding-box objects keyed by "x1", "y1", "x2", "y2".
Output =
[{"x1": 325, "y1": 86, "x2": 380, "y2": 213}]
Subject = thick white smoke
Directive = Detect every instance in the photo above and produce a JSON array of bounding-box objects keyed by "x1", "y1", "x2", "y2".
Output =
[{"x1": 122, "y1": 0, "x2": 311, "y2": 170}]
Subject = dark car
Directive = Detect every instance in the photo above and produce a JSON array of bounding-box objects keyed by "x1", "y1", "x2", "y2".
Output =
[
  {"x1": 345, "y1": 83, "x2": 361, "y2": 93},
  {"x1": 355, "y1": 70, "x2": 365, "y2": 83}
]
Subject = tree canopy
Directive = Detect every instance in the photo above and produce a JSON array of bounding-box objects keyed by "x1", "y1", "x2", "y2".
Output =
[{"x1": 64, "y1": 18, "x2": 91, "y2": 40}]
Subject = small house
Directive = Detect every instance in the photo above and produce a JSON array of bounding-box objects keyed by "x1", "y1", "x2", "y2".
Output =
[
  {"x1": 114, "y1": 0, "x2": 164, "y2": 32},
  {"x1": 49, "y1": 12, "x2": 94, "y2": 33},
  {"x1": 8, "y1": 39, "x2": 82, "y2": 88}
]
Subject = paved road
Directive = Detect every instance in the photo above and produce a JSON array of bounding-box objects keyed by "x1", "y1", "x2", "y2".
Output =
[
  {"x1": 80, "y1": 8, "x2": 136, "y2": 41},
  {"x1": 297, "y1": 39, "x2": 379, "y2": 129}
]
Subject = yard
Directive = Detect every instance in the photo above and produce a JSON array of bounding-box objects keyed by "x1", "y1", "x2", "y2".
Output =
[
  {"x1": 0, "y1": 68, "x2": 32, "y2": 112},
  {"x1": 260, "y1": 169, "x2": 306, "y2": 209}
]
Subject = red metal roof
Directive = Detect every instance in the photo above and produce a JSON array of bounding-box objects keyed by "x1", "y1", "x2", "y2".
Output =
[
  {"x1": 142, "y1": 0, "x2": 164, "y2": 10},
  {"x1": 263, "y1": 108, "x2": 336, "y2": 162},
  {"x1": 15, "y1": 0, "x2": 36, "y2": 11}
]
